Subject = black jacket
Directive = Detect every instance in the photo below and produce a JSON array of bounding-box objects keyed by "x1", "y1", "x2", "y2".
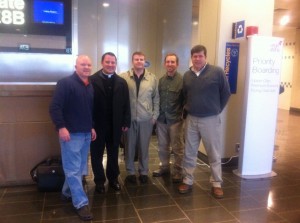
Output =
[{"x1": 89, "y1": 70, "x2": 131, "y2": 145}]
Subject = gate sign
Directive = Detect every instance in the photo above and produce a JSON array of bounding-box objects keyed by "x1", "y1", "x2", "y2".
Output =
[
  {"x1": 0, "y1": 0, "x2": 25, "y2": 25},
  {"x1": 232, "y1": 20, "x2": 245, "y2": 39}
]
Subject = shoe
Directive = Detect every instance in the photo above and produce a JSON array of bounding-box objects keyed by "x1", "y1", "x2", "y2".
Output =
[
  {"x1": 172, "y1": 173, "x2": 182, "y2": 183},
  {"x1": 139, "y1": 175, "x2": 148, "y2": 184},
  {"x1": 211, "y1": 187, "x2": 224, "y2": 199},
  {"x1": 95, "y1": 184, "x2": 105, "y2": 194},
  {"x1": 125, "y1": 175, "x2": 137, "y2": 183},
  {"x1": 178, "y1": 183, "x2": 192, "y2": 194},
  {"x1": 61, "y1": 194, "x2": 72, "y2": 202},
  {"x1": 109, "y1": 180, "x2": 121, "y2": 191},
  {"x1": 152, "y1": 168, "x2": 170, "y2": 177},
  {"x1": 76, "y1": 205, "x2": 93, "y2": 221}
]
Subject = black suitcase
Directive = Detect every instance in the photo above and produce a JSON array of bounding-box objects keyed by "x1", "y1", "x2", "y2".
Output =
[{"x1": 30, "y1": 156, "x2": 65, "y2": 192}]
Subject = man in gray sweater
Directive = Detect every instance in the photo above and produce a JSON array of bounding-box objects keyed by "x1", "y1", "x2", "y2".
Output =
[{"x1": 178, "y1": 45, "x2": 231, "y2": 199}]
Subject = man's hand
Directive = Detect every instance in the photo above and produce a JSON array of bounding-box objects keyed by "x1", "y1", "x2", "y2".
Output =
[
  {"x1": 152, "y1": 118, "x2": 157, "y2": 125},
  {"x1": 59, "y1": 127, "x2": 70, "y2": 142},
  {"x1": 122, "y1": 127, "x2": 129, "y2": 132},
  {"x1": 91, "y1": 128, "x2": 97, "y2": 141}
]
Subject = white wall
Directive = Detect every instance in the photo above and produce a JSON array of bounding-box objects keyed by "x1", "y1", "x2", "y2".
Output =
[
  {"x1": 290, "y1": 29, "x2": 300, "y2": 110},
  {"x1": 273, "y1": 29, "x2": 297, "y2": 110}
]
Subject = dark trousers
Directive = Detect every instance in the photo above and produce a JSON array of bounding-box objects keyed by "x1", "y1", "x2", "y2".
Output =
[{"x1": 90, "y1": 129, "x2": 120, "y2": 185}]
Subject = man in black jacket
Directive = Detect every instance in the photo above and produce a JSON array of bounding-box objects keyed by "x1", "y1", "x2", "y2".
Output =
[{"x1": 90, "y1": 52, "x2": 131, "y2": 193}]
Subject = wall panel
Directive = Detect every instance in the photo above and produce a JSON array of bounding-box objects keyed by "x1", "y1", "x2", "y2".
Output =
[
  {"x1": 77, "y1": 0, "x2": 99, "y2": 70},
  {"x1": 117, "y1": 0, "x2": 139, "y2": 73},
  {"x1": 77, "y1": 0, "x2": 193, "y2": 75},
  {"x1": 156, "y1": 0, "x2": 193, "y2": 77}
]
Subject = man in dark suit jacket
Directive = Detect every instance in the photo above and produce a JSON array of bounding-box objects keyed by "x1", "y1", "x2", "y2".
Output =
[{"x1": 89, "y1": 52, "x2": 131, "y2": 193}]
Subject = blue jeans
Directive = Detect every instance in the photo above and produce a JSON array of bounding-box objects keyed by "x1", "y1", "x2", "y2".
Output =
[{"x1": 60, "y1": 133, "x2": 91, "y2": 209}]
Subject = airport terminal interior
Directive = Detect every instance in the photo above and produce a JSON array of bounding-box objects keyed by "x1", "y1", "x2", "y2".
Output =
[
  {"x1": 0, "y1": 109, "x2": 300, "y2": 223},
  {"x1": 1, "y1": 0, "x2": 300, "y2": 223}
]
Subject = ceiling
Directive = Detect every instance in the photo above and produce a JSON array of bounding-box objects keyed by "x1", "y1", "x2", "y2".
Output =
[
  {"x1": 193, "y1": 0, "x2": 300, "y2": 30},
  {"x1": 273, "y1": 0, "x2": 300, "y2": 29}
]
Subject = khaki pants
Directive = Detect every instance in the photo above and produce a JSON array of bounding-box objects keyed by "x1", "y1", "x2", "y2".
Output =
[
  {"x1": 183, "y1": 114, "x2": 223, "y2": 187},
  {"x1": 156, "y1": 121, "x2": 184, "y2": 174},
  {"x1": 125, "y1": 119, "x2": 153, "y2": 175}
]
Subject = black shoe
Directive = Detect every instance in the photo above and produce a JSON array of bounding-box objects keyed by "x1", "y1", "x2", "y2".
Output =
[
  {"x1": 109, "y1": 180, "x2": 121, "y2": 191},
  {"x1": 125, "y1": 175, "x2": 137, "y2": 183},
  {"x1": 95, "y1": 184, "x2": 105, "y2": 194},
  {"x1": 139, "y1": 175, "x2": 148, "y2": 184},
  {"x1": 76, "y1": 205, "x2": 93, "y2": 221}
]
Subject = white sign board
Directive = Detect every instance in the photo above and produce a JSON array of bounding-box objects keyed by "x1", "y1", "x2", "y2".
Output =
[{"x1": 234, "y1": 36, "x2": 283, "y2": 179}]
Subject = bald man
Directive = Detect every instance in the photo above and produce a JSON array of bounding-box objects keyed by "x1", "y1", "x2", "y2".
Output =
[{"x1": 49, "y1": 55, "x2": 96, "y2": 221}]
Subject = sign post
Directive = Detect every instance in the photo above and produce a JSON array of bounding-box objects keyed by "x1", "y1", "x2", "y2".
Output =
[{"x1": 233, "y1": 36, "x2": 284, "y2": 179}]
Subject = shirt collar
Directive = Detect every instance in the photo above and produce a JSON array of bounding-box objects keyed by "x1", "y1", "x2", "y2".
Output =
[
  {"x1": 130, "y1": 68, "x2": 149, "y2": 80},
  {"x1": 166, "y1": 71, "x2": 177, "y2": 79},
  {"x1": 100, "y1": 70, "x2": 114, "y2": 78},
  {"x1": 191, "y1": 63, "x2": 207, "y2": 76}
]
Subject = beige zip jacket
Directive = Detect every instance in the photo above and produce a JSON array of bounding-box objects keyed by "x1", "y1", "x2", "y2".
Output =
[{"x1": 119, "y1": 69, "x2": 159, "y2": 122}]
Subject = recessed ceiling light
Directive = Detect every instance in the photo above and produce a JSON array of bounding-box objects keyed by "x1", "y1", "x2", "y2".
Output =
[{"x1": 103, "y1": 2, "x2": 110, "y2": 7}]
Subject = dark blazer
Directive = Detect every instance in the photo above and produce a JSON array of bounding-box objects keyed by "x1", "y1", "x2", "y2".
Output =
[{"x1": 89, "y1": 70, "x2": 131, "y2": 146}]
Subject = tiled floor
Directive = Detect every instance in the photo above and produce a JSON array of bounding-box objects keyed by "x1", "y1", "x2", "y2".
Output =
[{"x1": 1, "y1": 109, "x2": 300, "y2": 223}]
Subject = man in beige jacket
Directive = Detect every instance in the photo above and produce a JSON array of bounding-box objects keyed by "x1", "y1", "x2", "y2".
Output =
[{"x1": 120, "y1": 51, "x2": 159, "y2": 184}]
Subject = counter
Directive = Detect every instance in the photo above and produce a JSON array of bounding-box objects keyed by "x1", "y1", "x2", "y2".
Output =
[{"x1": 0, "y1": 83, "x2": 60, "y2": 186}]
